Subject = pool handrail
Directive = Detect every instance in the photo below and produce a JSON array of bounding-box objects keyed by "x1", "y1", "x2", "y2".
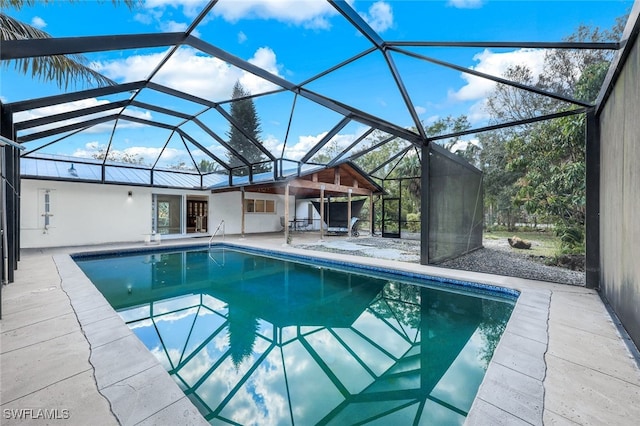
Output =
[{"x1": 209, "y1": 219, "x2": 225, "y2": 246}]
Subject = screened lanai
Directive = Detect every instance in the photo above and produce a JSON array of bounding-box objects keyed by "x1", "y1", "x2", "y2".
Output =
[{"x1": 2, "y1": 1, "x2": 640, "y2": 340}]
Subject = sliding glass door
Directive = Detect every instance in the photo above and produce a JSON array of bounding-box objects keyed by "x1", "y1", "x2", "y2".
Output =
[{"x1": 153, "y1": 194, "x2": 183, "y2": 235}]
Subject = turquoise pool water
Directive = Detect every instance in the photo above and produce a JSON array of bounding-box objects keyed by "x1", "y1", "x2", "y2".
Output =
[{"x1": 74, "y1": 245, "x2": 516, "y2": 425}]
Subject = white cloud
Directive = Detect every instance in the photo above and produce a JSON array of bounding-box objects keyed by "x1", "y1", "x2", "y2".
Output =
[
  {"x1": 448, "y1": 0, "x2": 484, "y2": 9},
  {"x1": 133, "y1": 13, "x2": 153, "y2": 25},
  {"x1": 450, "y1": 48, "x2": 547, "y2": 102},
  {"x1": 362, "y1": 1, "x2": 393, "y2": 33},
  {"x1": 466, "y1": 99, "x2": 491, "y2": 123},
  {"x1": 95, "y1": 50, "x2": 168, "y2": 82},
  {"x1": 238, "y1": 31, "x2": 247, "y2": 44},
  {"x1": 211, "y1": 0, "x2": 336, "y2": 29},
  {"x1": 282, "y1": 132, "x2": 327, "y2": 161},
  {"x1": 414, "y1": 105, "x2": 427, "y2": 115},
  {"x1": 424, "y1": 115, "x2": 440, "y2": 125},
  {"x1": 97, "y1": 46, "x2": 282, "y2": 99},
  {"x1": 30, "y1": 16, "x2": 46, "y2": 29},
  {"x1": 241, "y1": 47, "x2": 282, "y2": 94},
  {"x1": 161, "y1": 20, "x2": 189, "y2": 32},
  {"x1": 449, "y1": 138, "x2": 479, "y2": 153},
  {"x1": 268, "y1": 127, "x2": 371, "y2": 162},
  {"x1": 14, "y1": 99, "x2": 152, "y2": 135},
  {"x1": 72, "y1": 141, "x2": 184, "y2": 165},
  {"x1": 143, "y1": 0, "x2": 209, "y2": 18}
]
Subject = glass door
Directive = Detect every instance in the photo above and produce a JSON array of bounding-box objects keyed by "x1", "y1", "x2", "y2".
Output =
[{"x1": 153, "y1": 194, "x2": 183, "y2": 235}]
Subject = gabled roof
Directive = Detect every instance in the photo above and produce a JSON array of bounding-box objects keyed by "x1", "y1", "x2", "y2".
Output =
[{"x1": 210, "y1": 161, "x2": 384, "y2": 198}]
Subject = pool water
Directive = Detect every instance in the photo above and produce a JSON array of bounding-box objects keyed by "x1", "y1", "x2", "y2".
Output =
[{"x1": 75, "y1": 246, "x2": 515, "y2": 425}]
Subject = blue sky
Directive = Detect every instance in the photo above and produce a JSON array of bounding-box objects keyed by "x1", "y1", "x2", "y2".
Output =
[{"x1": 1, "y1": 0, "x2": 633, "y2": 170}]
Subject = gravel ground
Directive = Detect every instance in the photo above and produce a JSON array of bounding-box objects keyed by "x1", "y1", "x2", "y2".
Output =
[{"x1": 294, "y1": 235, "x2": 585, "y2": 286}]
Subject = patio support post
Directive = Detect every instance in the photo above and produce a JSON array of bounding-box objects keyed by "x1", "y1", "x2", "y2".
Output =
[
  {"x1": 348, "y1": 189, "x2": 352, "y2": 237},
  {"x1": 320, "y1": 185, "x2": 325, "y2": 240},
  {"x1": 585, "y1": 109, "x2": 600, "y2": 289},
  {"x1": 369, "y1": 194, "x2": 374, "y2": 235},
  {"x1": 420, "y1": 142, "x2": 430, "y2": 265},
  {"x1": 284, "y1": 183, "x2": 290, "y2": 244},
  {"x1": 240, "y1": 187, "x2": 245, "y2": 238}
]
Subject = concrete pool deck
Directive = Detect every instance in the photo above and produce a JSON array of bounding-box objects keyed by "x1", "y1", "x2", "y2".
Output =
[{"x1": 1, "y1": 233, "x2": 639, "y2": 425}]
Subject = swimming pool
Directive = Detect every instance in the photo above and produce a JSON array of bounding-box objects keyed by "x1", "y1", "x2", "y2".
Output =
[{"x1": 74, "y1": 245, "x2": 516, "y2": 425}]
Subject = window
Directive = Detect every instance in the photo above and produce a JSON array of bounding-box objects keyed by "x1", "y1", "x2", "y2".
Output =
[{"x1": 245, "y1": 198, "x2": 275, "y2": 213}]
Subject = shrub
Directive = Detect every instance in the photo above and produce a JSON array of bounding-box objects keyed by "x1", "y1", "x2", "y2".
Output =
[{"x1": 406, "y1": 212, "x2": 420, "y2": 232}]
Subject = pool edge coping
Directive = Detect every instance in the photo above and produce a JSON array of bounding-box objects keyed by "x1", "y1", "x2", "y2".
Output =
[{"x1": 61, "y1": 240, "x2": 548, "y2": 426}]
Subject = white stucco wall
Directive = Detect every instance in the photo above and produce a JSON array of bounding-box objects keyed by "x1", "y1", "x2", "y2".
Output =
[
  {"x1": 21, "y1": 180, "x2": 302, "y2": 248},
  {"x1": 21, "y1": 179, "x2": 153, "y2": 248},
  {"x1": 209, "y1": 191, "x2": 292, "y2": 235},
  {"x1": 20, "y1": 180, "x2": 217, "y2": 248}
]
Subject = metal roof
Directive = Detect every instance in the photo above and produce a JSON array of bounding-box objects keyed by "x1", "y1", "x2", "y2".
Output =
[{"x1": 1, "y1": 0, "x2": 634, "y2": 189}]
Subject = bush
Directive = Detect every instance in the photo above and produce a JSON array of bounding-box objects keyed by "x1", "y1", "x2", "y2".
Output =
[{"x1": 406, "y1": 212, "x2": 420, "y2": 232}]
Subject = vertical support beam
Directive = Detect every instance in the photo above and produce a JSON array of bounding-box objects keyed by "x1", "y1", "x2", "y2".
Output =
[
  {"x1": 420, "y1": 143, "x2": 430, "y2": 265},
  {"x1": 0, "y1": 141, "x2": 5, "y2": 318},
  {"x1": 284, "y1": 184, "x2": 290, "y2": 244},
  {"x1": 1, "y1": 104, "x2": 16, "y2": 283},
  {"x1": 240, "y1": 187, "x2": 245, "y2": 238},
  {"x1": 273, "y1": 159, "x2": 278, "y2": 181},
  {"x1": 585, "y1": 109, "x2": 600, "y2": 289},
  {"x1": 320, "y1": 185, "x2": 325, "y2": 240},
  {"x1": 347, "y1": 189, "x2": 352, "y2": 237},
  {"x1": 369, "y1": 194, "x2": 374, "y2": 235},
  {"x1": 13, "y1": 146, "x2": 20, "y2": 263}
]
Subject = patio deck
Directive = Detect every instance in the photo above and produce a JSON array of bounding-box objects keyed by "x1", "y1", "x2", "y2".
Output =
[{"x1": 1, "y1": 233, "x2": 639, "y2": 425}]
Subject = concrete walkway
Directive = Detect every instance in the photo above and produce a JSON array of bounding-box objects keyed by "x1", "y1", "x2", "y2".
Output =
[{"x1": 1, "y1": 234, "x2": 639, "y2": 425}]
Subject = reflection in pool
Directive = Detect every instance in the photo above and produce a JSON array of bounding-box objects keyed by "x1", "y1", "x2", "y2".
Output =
[{"x1": 75, "y1": 246, "x2": 515, "y2": 425}]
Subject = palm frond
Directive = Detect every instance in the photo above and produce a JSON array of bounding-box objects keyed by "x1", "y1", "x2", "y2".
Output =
[{"x1": 1, "y1": 13, "x2": 117, "y2": 89}]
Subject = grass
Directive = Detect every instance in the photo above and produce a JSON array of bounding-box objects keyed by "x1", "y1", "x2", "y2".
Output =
[{"x1": 484, "y1": 230, "x2": 561, "y2": 258}]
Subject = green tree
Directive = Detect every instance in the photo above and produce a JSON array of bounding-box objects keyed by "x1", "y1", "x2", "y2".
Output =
[
  {"x1": 0, "y1": 0, "x2": 138, "y2": 89},
  {"x1": 352, "y1": 131, "x2": 403, "y2": 174},
  {"x1": 481, "y1": 19, "x2": 623, "y2": 250},
  {"x1": 476, "y1": 130, "x2": 523, "y2": 230},
  {"x1": 198, "y1": 159, "x2": 220, "y2": 173},
  {"x1": 226, "y1": 81, "x2": 268, "y2": 176},
  {"x1": 391, "y1": 116, "x2": 472, "y2": 202},
  {"x1": 308, "y1": 139, "x2": 343, "y2": 164}
]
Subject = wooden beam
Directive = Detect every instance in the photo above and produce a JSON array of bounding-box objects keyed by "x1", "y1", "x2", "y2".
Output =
[
  {"x1": 284, "y1": 184, "x2": 290, "y2": 244},
  {"x1": 348, "y1": 189, "x2": 352, "y2": 237},
  {"x1": 369, "y1": 194, "x2": 373, "y2": 235},
  {"x1": 334, "y1": 168, "x2": 340, "y2": 185},
  {"x1": 320, "y1": 185, "x2": 325, "y2": 240},
  {"x1": 288, "y1": 178, "x2": 372, "y2": 196}
]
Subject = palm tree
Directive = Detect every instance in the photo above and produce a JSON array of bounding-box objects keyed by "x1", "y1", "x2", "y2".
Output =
[{"x1": 0, "y1": 0, "x2": 138, "y2": 89}]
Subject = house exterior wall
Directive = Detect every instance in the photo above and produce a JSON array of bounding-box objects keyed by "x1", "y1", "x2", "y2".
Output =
[
  {"x1": 599, "y1": 27, "x2": 640, "y2": 347},
  {"x1": 21, "y1": 179, "x2": 153, "y2": 248},
  {"x1": 209, "y1": 191, "x2": 291, "y2": 235},
  {"x1": 21, "y1": 179, "x2": 296, "y2": 248}
]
